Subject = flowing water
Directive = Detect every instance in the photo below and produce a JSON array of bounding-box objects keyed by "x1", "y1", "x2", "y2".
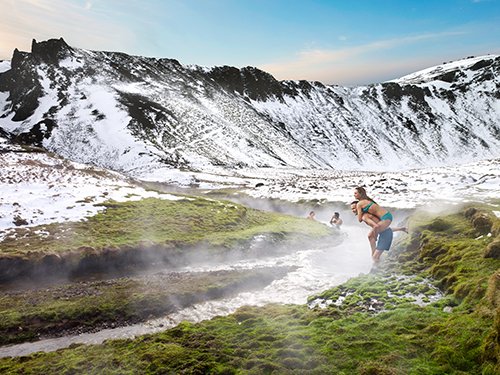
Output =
[{"x1": 0, "y1": 224, "x2": 377, "y2": 358}]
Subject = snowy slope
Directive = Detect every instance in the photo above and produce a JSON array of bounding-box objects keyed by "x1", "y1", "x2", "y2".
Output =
[
  {"x1": 0, "y1": 138, "x2": 187, "y2": 236},
  {"x1": 0, "y1": 38, "x2": 499, "y2": 178},
  {"x1": 2, "y1": 137, "x2": 500, "y2": 236}
]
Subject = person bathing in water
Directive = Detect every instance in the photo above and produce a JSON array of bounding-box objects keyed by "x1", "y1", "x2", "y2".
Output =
[
  {"x1": 351, "y1": 201, "x2": 408, "y2": 263},
  {"x1": 330, "y1": 212, "x2": 342, "y2": 228}
]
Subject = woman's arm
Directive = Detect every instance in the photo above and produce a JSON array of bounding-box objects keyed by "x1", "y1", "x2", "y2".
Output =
[{"x1": 356, "y1": 202, "x2": 364, "y2": 222}]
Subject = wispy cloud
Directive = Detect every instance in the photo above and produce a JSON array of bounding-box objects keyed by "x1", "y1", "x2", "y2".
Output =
[
  {"x1": 0, "y1": 0, "x2": 134, "y2": 59},
  {"x1": 259, "y1": 32, "x2": 466, "y2": 84}
]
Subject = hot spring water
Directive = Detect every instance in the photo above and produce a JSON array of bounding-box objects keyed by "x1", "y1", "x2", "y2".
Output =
[{"x1": 0, "y1": 224, "x2": 375, "y2": 358}]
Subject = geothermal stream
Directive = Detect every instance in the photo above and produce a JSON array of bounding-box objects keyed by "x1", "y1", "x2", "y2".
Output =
[{"x1": 0, "y1": 224, "x2": 376, "y2": 358}]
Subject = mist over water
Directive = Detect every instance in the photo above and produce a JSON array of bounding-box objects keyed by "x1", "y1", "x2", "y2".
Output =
[{"x1": 0, "y1": 223, "x2": 381, "y2": 358}]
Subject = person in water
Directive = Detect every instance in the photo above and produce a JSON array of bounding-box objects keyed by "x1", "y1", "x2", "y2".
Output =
[
  {"x1": 330, "y1": 212, "x2": 343, "y2": 228},
  {"x1": 307, "y1": 211, "x2": 316, "y2": 220},
  {"x1": 351, "y1": 201, "x2": 408, "y2": 262},
  {"x1": 354, "y1": 187, "x2": 392, "y2": 238}
]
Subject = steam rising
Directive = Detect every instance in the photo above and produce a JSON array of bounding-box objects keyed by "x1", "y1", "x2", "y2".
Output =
[
  {"x1": 0, "y1": 222, "x2": 392, "y2": 357},
  {"x1": 2, "y1": 136, "x2": 498, "y2": 358}
]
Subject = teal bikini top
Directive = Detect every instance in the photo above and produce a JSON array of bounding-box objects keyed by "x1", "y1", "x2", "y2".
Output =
[{"x1": 362, "y1": 202, "x2": 374, "y2": 213}]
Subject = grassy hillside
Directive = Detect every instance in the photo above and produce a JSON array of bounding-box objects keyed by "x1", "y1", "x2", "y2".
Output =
[
  {"x1": 0, "y1": 193, "x2": 338, "y2": 345},
  {"x1": 0, "y1": 193, "x2": 336, "y2": 254},
  {"x1": 0, "y1": 194, "x2": 337, "y2": 281},
  {"x1": 2, "y1": 204, "x2": 500, "y2": 373}
]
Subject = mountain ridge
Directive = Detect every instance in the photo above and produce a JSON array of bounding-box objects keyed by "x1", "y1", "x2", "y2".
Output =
[{"x1": 0, "y1": 38, "x2": 499, "y2": 177}]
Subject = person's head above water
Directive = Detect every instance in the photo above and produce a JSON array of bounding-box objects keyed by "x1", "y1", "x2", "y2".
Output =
[{"x1": 334, "y1": 212, "x2": 339, "y2": 218}]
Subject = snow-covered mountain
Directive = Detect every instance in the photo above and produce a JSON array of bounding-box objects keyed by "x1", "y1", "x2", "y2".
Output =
[{"x1": 0, "y1": 38, "x2": 499, "y2": 177}]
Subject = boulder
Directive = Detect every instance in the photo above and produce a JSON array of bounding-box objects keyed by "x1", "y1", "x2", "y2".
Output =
[
  {"x1": 484, "y1": 241, "x2": 500, "y2": 259},
  {"x1": 472, "y1": 212, "x2": 492, "y2": 234}
]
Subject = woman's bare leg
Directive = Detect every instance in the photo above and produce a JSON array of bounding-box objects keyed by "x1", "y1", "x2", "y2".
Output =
[
  {"x1": 392, "y1": 227, "x2": 408, "y2": 233},
  {"x1": 367, "y1": 227, "x2": 378, "y2": 255},
  {"x1": 377, "y1": 220, "x2": 391, "y2": 233}
]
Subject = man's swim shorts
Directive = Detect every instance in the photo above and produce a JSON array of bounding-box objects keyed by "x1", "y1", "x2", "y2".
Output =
[{"x1": 376, "y1": 228, "x2": 393, "y2": 251}]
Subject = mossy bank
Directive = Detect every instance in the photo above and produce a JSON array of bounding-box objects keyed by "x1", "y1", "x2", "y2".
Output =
[
  {"x1": 0, "y1": 194, "x2": 338, "y2": 283},
  {"x1": 0, "y1": 266, "x2": 296, "y2": 345},
  {"x1": 2, "y1": 203, "x2": 500, "y2": 374}
]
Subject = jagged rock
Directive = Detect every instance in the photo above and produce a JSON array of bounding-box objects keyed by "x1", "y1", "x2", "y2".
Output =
[
  {"x1": 30, "y1": 38, "x2": 74, "y2": 66},
  {"x1": 12, "y1": 217, "x2": 28, "y2": 226}
]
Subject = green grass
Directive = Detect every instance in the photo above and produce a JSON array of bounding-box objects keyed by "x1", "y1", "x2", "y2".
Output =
[
  {"x1": 0, "y1": 267, "x2": 296, "y2": 345},
  {"x1": 0, "y1": 194, "x2": 337, "y2": 279},
  {"x1": 1, "y1": 194, "x2": 332, "y2": 253},
  {"x1": 2, "y1": 203, "x2": 500, "y2": 374}
]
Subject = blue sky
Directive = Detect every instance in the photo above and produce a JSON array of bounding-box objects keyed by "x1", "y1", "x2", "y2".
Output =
[{"x1": 1, "y1": 0, "x2": 499, "y2": 85}]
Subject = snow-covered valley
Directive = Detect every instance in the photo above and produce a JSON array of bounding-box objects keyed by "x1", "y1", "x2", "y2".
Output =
[
  {"x1": 1, "y1": 39, "x2": 500, "y2": 361},
  {"x1": 2, "y1": 136, "x2": 498, "y2": 358},
  {"x1": 2, "y1": 137, "x2": 500, "y2": 236}
]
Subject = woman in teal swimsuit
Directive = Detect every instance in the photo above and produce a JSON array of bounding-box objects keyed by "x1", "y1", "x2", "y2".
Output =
[{"x1": 354, "y1": 187, "x2": 393, "y2": 252}]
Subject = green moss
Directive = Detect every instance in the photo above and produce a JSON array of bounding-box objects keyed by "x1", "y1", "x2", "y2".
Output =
[
  {"x1": 0, "y1": 195, "x2": 339, "y2": 283},
  {"x1": 0, "y1": 266, "x2": 296, "y2": 345},
  {"x1": 3, "y1": 204, "x2": 500, "y2": 374},
  {"x1": 0, "y1": 195, "x2": 336, "y2": 257}
]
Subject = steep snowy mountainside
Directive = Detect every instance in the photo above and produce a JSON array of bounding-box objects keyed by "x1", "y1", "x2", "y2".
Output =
[
  {"x1": 243, "y1": 60, "x2": 500, "y2": 171},
  {"x1": 391, "y1": 55, "x2": 498, "y2": 85},
  {"x1": 0, "y1": 38, "x2": 499, "y2": 177},
  {"x1": 0, "y1": 39, "x2": 324, "y2": 174}
]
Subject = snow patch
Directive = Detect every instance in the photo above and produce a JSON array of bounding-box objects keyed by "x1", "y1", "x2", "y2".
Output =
[
  {"x1": 0, "y1": 141, "x2": 183, "y2": 231},
  {"x1": 0, "y1": 61, "x2": 11, "y2": 74}
]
